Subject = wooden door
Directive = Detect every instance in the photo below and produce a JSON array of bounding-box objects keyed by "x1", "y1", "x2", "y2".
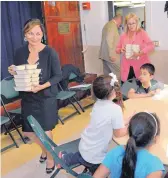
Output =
[{"x1": 42, "y1": 1, "x2": 84, "y2": 72}]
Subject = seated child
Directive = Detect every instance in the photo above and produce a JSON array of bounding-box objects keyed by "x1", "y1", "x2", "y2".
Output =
[
  {"x1": 127, "y1": 63, "x2": 164, "y2": 99},
  {"x1": 57, "y1": 73, "x2": 132, "y2": 174},
  {"x1": 93, "y1": 112, "x2": 165, "y2": 178}
]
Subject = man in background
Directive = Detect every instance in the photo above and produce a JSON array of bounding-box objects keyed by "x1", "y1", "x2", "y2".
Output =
[{"x1": 99, "y1": 14, "x2": 123, "y2": 80}]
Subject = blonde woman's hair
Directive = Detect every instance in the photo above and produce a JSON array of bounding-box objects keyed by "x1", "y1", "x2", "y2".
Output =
[
  {"x1": 124, "y1": 13, "x2": 141, "y2": 33},
  {"x1": 23, "y1": 18, "x2": 45, "y2": 35}
]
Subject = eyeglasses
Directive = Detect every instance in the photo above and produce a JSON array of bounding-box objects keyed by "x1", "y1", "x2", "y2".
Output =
[{"x1": 127, "y1": 23, "x2": 136, "y2": 26}]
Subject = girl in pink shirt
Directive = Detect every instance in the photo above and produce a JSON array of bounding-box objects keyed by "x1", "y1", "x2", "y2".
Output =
[{"x1": 116, "y1": 13, "x2": 154, "y2": 82}]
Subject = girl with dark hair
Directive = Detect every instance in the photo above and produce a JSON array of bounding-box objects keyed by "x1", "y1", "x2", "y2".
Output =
[
  {"x1": 57, "y1": 73, "x2": 132, "y2": 175},
  {"x1": 93, "y1": 112, "x2": 165, "y2": 178}
]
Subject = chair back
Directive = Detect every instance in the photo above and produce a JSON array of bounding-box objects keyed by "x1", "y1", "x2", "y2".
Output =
[
  {"x1": 121, "y1": 78, "x2": 138, "y2": 98},
  {"x1": 69, "y1": 73, "x2": 77, "y2": 81},
  {"x1": 1, "y1": 76, "x2": 19, "y2": 99},
  {"x1": 27, "y1": 115, "x2": 79, "y2": 177}
]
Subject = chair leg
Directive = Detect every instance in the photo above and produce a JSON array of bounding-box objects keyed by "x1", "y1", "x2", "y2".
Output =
[
  {"x1": 72, "y1": 96, "x2": 85, "y2": 112},
  {"x1": 58, "y1": 116, "x2": 64, "y2": 125},
  {"x1": 10, "y1": 116, "x2": 27, "y2": 144},
  {"x1": 4, "y1": 124, "x2": 19, "y2": 148},
  {"x1": 68, "y1": 98, "x2": 81, "y2": 115},
  {"x1": 50, "y1": 168, "x2": 60, "y2": 178}
]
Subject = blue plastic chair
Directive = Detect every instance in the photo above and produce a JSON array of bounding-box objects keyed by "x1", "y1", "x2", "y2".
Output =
[
  {"x1": 56, "y1": 83, "x2": 84, "y2": 125},
  {"x1": 27, "y1": 115, "x2": 92, "y2": 178},
  {"x1": 68, "y1": 73, "x2": 94, "y2": 109},
  {"x1": 1, "y1": 76, "x2": 26, "y2": 149},
  {"x1": 0, "y1": 115, "x2": 19, "y2": 151}
]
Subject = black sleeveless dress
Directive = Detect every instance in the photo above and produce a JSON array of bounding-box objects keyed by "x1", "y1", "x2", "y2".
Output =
[{"x1": 14, "y1": 44, "x2": 62, "y2": 132}]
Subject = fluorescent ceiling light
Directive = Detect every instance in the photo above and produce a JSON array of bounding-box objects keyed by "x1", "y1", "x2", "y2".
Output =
[
  {"x1": 129, "y1": 4, "x2": 145, "y2": 8},
  {"x1": 131, "y1": 0, "x2": 145, "y2": 3},
  {"x1": 114, "y1": 2, "x2": 132, "y2": 6}
]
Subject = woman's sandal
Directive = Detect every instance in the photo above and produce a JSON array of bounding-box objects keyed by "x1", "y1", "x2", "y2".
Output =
[
  {"x1": 46, "y1": 164, "x2": 55, "y2": 174},
  {"x1": 39, "y1": 155, "x2": 47, "y2": 163}
]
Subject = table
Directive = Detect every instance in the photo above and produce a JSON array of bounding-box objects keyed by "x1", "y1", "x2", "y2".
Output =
[{"x1": 113, "y1": 97, "x2": 168, "y2": 165}]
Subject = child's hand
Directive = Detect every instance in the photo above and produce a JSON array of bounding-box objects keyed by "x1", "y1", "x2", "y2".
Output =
[
  {"x1": 148, "y1": 90, "x2": 156, "y2": 97},
  {"x1": 155, "y1": 89, "x2": 161, "y2": 94}
]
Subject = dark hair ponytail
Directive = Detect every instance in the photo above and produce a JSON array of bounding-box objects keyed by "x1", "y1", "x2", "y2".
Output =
[
  {"x1": 120, "y1": 112, "x2": 160, "y2": 178},
  {"x1": 120, "y1": 137, "x2": 137, "y2": 178}
]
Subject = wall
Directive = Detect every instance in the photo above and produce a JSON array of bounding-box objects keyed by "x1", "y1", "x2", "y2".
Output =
[
  {"x1": 79, "y1": 1, "x2": 108, "y2": 75},
  {"x1": 146, "y1": 1, "x2": 168, "y2": 83}
]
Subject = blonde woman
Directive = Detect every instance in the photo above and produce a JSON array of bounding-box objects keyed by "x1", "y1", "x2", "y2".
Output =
[
  {"x1": 8, "y1": 19, "x2": 62, "y2": 174},
  {"x1": 116, "y1": 13, "x2": 154, "y2": 83}
]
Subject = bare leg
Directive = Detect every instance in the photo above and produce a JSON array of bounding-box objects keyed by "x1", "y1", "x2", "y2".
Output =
[
  {"x1": 45, "y1": 131, "x2": 55, "y2": 168},
  {"x1": 24, "y1": 131, "x2": 55, "y2": 168},
  {"x1": 24, "y1": 132, "x2": 47, "y2": 157}
]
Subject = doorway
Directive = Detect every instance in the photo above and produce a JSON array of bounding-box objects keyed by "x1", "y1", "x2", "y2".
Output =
[{"x1": 113, "y1": 1, "x2": 146, "y2": 30}]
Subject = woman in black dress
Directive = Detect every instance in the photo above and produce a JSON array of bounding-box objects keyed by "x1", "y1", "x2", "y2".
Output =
[{"x1": 8, "y1": 19, "x2": 62, "y2": 173}]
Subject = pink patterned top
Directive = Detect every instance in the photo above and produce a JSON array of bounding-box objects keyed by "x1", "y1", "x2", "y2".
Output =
[{"x1": 116, "y1": 29, "x2": 154, "y2": 82}]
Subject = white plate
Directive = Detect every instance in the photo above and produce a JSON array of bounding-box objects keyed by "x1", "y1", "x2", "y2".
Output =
[
  {"x1": 25, "y1": 64, "x2": 37, "y2": 70},
  {"x1": 14, "y1": 86, "x2": 32, "y2": 91},
  {"x1": 31, "y1": 77, "x2": 39, "y2": 82},
  {"x1": 14, "y1": 78, "x2": 31, "y2": 82}
]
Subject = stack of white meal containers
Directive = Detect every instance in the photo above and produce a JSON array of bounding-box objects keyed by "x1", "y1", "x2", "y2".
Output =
[
  {"x1": 125, "y1": 44, "x2": 140, "y2": 59},
  {"x1": 14, "y1": 64, "x2": 41, "y2": 91}
]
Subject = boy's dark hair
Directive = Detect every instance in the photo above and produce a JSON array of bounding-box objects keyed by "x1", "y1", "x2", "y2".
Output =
[
  {"x1": 92, "y1": 75, "x2": 124, "y2": 110},
  {"x1": 120, "y1": 112, "x2": 160, "y2": 178},
  {"x1": 140, "y1": 63, "x2": 155, "y2": 75}
]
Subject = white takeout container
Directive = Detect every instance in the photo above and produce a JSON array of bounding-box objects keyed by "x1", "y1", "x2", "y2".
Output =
[
  {"x1": 31, "y1": 77, "x2": 39, "y2": 82},
  {"x1": 31, "y1": 74, "x2": 39, "y2": 78},
  {"x1": 33, "y1": 69, "x2": 41, "y2": 74},
  {"x1": 15, "y1": 82, "x2": 32, "y2": 87},
  {"x1": 16, "y1": 70, "x2": 34, "y2": 75},
  {"x1": 14, "y1": 78, "x2": 31, "y2": 83},
  {"x1": 14, "y1": 74, "x2": 32, "y2": 79},
  {"x1": 14, "y1": 65, "x2": 25, "y2": 71},
  {"x1": 14, "y1": 86, "x2": 32, "y2": 91},
  {"x1": 25, "y1": 64, "x2": 37, "y2": 70},
  {"x1": 31, "y1": 81, "x2": 39, "y2": 86}
]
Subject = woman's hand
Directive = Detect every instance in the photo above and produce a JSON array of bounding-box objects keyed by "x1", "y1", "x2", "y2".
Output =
[
  {"x1": 129, "y1": 52, "x2": 140, "y2": 59},
  {"x1": 31, "y1": 84, "x2": 44, "y2": 93},
  {"x1": 31, "y1": 82, "x2": 51, "y2": 93},
  {"x1": 8, "y1": 65, "x2": 16, "y2": 75},
  {"x1": 120, "y1": 46, "x2": 126, "y2": 54}
]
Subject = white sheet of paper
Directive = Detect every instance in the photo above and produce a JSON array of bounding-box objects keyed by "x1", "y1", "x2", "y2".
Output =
[
  {"x1": 152, "y1": 89, "x2": 168, "y2": 100},
  {"x1": 69, "y1": 84, "x2": 91, "y2": 89}
]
